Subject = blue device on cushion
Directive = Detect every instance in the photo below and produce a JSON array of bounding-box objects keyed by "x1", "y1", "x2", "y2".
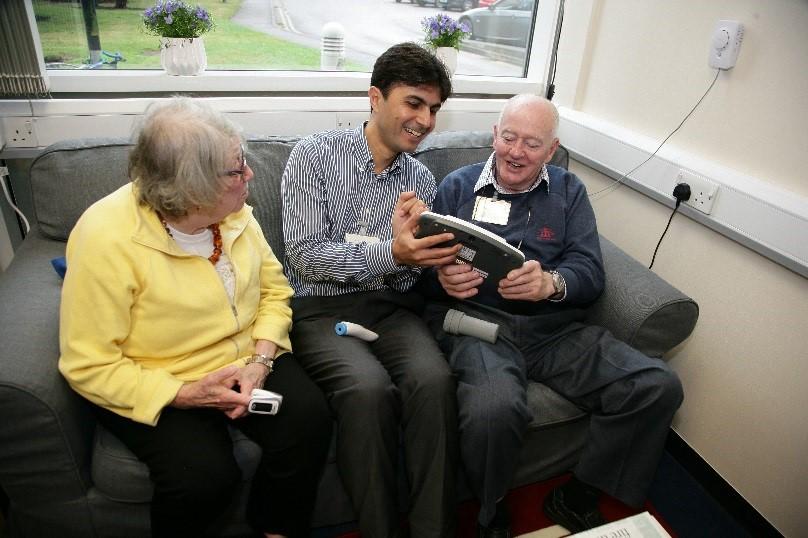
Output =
[{"x1": 51, "y1": 256, "x2": 67, "y2": 279}]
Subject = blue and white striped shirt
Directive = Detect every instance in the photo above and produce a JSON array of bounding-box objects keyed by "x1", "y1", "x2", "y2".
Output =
[{"x1": 281, "y1": 124, "x2": 437, "y2": 297}]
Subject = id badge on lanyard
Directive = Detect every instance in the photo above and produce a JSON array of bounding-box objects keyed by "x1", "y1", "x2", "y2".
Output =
[
  {"x1": 472, "y1": 195, "x2": 511, "y2": 225},
  {"x1": 345, "y1": 206, "x2": 380, "y2": 244}
]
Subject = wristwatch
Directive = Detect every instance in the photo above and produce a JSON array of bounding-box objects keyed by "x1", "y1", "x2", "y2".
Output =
[
  {"x1": 246, "y1": 353, "x2": 275, "y2": 373},
  {"x1": 547, "y1": 270, "x2": 566, "y2": 300}
]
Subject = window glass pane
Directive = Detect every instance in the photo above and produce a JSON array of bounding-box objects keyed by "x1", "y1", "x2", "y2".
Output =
[{"x1": 34, "y1": 0, "x2": 537, "y2": 77}]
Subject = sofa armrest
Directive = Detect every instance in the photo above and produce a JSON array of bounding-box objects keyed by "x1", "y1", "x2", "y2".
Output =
[
  {"x1": 0, "y1": 233, "x2": 96, "y2": 519},
  {"x1": 585, "y1": 236, "x2": 699, "y2": 358}
]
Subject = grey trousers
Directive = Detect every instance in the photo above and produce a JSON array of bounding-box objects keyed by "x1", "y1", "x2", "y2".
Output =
[
  {"x1": 424, "y1": 301, "x2": 683, "y2": 526},
  {"x1": 291, "y1": 291, "x2": 458, "y2": 538}
]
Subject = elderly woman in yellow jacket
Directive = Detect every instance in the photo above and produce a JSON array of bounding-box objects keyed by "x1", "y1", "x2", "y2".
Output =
[{"x1": 58, "y1": 98, "x2": 331, "y2": 538}]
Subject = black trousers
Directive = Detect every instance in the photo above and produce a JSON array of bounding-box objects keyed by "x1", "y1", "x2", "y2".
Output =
[
  {"x1": 95, "y1": 354, "x2": 332, "y2": 538},
  {"x1": 291, "y1": 291, "x2": 458, "y2": 538}
]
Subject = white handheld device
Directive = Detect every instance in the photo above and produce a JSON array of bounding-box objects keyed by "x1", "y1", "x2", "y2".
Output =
[
  {"x1": 248, "y1": 388, "x2": 283, "y2": 415},
  {"x1": 334, "y1": 321, "x2": 379, "y2": 342}
]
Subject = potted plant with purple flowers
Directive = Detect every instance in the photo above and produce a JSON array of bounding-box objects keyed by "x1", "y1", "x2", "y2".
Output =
[
  {"x1": 142, "y1": 0, "x2": 214, "y2": 75},
  {"x1": 421, "y1": 13, "x2": 470, "y2": 76}
]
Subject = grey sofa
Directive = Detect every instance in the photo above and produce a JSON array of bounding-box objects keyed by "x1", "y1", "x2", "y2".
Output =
[{"x1": 0, "y1": 131, "x2": 698, "y2": 537}]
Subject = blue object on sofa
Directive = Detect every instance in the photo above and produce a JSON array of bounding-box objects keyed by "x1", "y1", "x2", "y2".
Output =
[
  {"x1": 0, "y1": 132, "x2": 698, "y2": 537},
  {"x1": 50, "y1": 256, "x2": 66, "y2": 278}
]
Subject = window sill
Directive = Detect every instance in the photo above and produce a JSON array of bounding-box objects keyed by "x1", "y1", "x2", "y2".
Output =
[{"x1": 46, "y1": 69, "x2": 543, "y2": 96}]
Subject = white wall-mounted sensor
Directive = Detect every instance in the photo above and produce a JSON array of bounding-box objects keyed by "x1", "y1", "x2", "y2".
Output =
[{"x1": 708, "y1": 20, "x2": 744, "y2": 70}]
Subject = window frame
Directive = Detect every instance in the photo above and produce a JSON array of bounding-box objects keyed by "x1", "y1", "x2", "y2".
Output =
[{"x1": 40, "y1": 0, "x2": 561, "y2": 97}]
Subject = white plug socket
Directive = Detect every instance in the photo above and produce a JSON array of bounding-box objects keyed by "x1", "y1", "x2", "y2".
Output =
[
  {"x1": 708, "y1": 20, "x2": 744, "y2": 70},
  {"x1": 1, "y1": 117, "x2": 37, "y2": 148},
  {"x1": 677, "y1": 169, "x2": 720, "y2": 215}
]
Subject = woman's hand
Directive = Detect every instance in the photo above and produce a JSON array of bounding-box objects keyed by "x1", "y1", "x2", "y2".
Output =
[
  {"x1": 171, "y1": 365, "x2": 249, "y2": 415},
  {"x1": 227, "y1": 363, "x2": 271, "y2": 419}
]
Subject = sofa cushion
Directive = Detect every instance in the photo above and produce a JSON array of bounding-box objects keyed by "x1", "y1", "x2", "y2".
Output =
[
  {"x1": 29, "y1": 138, "x2": 132, "y2": 241},
  {"x1": 244, "y1": 137, "x2": 301, "y2": 259}
]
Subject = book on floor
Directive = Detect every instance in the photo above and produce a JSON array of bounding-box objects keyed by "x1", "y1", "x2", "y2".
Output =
[{"x1": 569, "y1": 511, "x2": 672, "y2": 538}]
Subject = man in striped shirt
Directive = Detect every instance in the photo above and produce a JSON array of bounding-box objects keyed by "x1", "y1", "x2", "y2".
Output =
[{"x1": 281, "y1": 43, "x2": 460, "y2": 538}]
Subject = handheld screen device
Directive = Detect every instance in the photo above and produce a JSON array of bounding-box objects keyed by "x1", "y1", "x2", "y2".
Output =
[
  {"x1": 415, "y1": 212, "x2": 525, "y2": 284},
  {"x1": 249, "y1": 400, "x2": 280, "y2": 414},
  {"x1": 248, "y1": 388, "x2": 283, "y2": 415}
]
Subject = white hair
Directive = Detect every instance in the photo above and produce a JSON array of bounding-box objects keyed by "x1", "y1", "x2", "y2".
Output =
[{"x1": 497, "y1": 94, "x2": 559, "y2": 138}]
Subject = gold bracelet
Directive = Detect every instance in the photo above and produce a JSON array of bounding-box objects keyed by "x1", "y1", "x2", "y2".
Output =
[{"x1": 246, "y1": 353, "x2": 274, "y2": 373}]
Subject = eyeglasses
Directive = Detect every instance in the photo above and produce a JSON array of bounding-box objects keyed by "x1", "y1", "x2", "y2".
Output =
[{"x1": 223, "y1": 144, "x2": 248, "y2": 179}]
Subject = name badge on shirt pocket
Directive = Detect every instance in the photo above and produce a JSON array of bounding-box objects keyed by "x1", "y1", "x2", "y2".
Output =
[
  {"x1": 472, "y1": 196, "x2": 510, "y2": 225},
  {"x1": 345, "y1": 233, "x2": 380, "y2": 244}
]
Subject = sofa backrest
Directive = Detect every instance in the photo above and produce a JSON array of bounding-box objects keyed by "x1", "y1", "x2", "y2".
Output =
[
  {"x1": 242, "y1": 137, "x2": 300, "y2": 260},
  {"x1": 29, "y1": 138, "x2": 133, "y2": 242},
  {"x1": 26, "y1": 131, "x2": 568, "y2": 260}
]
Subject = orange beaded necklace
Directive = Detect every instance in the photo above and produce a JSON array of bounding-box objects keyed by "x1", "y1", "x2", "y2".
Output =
[{"x1": 157, "y1": 212, "x2": 223, "y2": 265}]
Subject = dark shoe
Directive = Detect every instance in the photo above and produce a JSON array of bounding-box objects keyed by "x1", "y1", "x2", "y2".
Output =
[
  {"x1": 543, "y1": 486, "x2": 607, "y2": 533},
  {"x1": 477, "y1": 521, "x2": 511, "y2": 538},
  {"x1": 478, "y1": 500, "x2": 511, "y2": 538}
]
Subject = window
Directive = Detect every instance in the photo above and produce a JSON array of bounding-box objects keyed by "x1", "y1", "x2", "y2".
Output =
[{"x1": 29, "y1": 0, "x2": 561, "y2": 95}]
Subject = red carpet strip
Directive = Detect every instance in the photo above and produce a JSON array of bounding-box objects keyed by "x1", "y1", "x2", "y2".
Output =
[{"x1": 337, "y1": 474, "x2": 677, "y2": 538}]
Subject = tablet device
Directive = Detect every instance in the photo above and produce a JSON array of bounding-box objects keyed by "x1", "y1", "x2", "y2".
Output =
[{"x1": 415, "y1": 212, "x2": 525, "y2": 284}]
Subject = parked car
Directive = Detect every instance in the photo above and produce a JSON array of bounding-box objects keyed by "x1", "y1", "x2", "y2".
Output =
[
  {"x1": 437, "y1": 0, "x2": 480, "y2": 11},
  {"x1": 459, "y1": 0, "x2": 535, "y2": 47}
]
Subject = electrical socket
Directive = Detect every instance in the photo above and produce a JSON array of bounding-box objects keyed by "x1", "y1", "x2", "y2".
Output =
[
  {"x1": 677, "y1": 169, "x2": 720, "y2": 215},
  {"x1": 1, "y1": 117, "x2": 37, "y2": 148},
  {"x1": 335, "y1": 112, "x2": 367, "y2": 129}
]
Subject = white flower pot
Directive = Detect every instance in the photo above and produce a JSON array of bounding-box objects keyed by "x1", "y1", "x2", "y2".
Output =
[
  {"x1": 160, "y1": 37, "x2": 207, "y2": 76},
  {"x1": 435, "y1": 46, "x2": 458, "y2": 76}
]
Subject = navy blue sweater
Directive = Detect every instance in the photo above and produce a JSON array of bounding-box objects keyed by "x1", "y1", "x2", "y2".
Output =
[{"x1": 424, "y1": 162, "x2": 604, "y2": 319}]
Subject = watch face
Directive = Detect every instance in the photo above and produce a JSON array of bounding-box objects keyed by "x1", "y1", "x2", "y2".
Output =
[{"x1": 552, "y1": 271, "x2": 563, "y2": 293}]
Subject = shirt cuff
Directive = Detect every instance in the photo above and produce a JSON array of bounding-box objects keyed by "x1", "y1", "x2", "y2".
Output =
[{"x1": 365, "y1": 239, "x2": 400, "y2": 276}]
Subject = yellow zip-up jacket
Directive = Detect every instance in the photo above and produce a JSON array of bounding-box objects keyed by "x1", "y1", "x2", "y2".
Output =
[{"x1": 58, "y1": 183, "x2": 293, "y2": 426}]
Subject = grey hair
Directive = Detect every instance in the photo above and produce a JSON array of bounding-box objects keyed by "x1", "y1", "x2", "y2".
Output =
[
  {"x1": 497, "y1": 94, "x2": 559, "y2": 139},
  {"x1": 129, "y1": 97, "x2": 244, "y2": 217}
]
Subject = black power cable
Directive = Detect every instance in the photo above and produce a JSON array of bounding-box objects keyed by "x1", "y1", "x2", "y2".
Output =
[
  {"x1": 589, "y1": 68, "x2": 721, "y2": 199},
  {"x1": 648, "y1": 183, "x2": 691, "y2": 269}
]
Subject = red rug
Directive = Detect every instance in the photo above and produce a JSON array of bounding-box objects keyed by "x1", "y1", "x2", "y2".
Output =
[{"x1": 336, "y1": 474, "x2": 677, "y2": 537}]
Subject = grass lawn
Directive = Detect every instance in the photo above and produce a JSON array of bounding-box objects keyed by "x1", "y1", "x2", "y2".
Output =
[{"x1": 33, "y1": 0, "x2": 366, "y2": 71}]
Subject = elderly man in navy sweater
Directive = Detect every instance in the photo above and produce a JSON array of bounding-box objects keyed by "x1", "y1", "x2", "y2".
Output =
[{"x1": 422, "y1": 94, "x2": 683, "y2": 538}]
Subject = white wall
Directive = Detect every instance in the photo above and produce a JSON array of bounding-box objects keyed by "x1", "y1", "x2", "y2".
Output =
[{"x1": 555, "y1": 1, "x2": 808, "y2": 535}]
